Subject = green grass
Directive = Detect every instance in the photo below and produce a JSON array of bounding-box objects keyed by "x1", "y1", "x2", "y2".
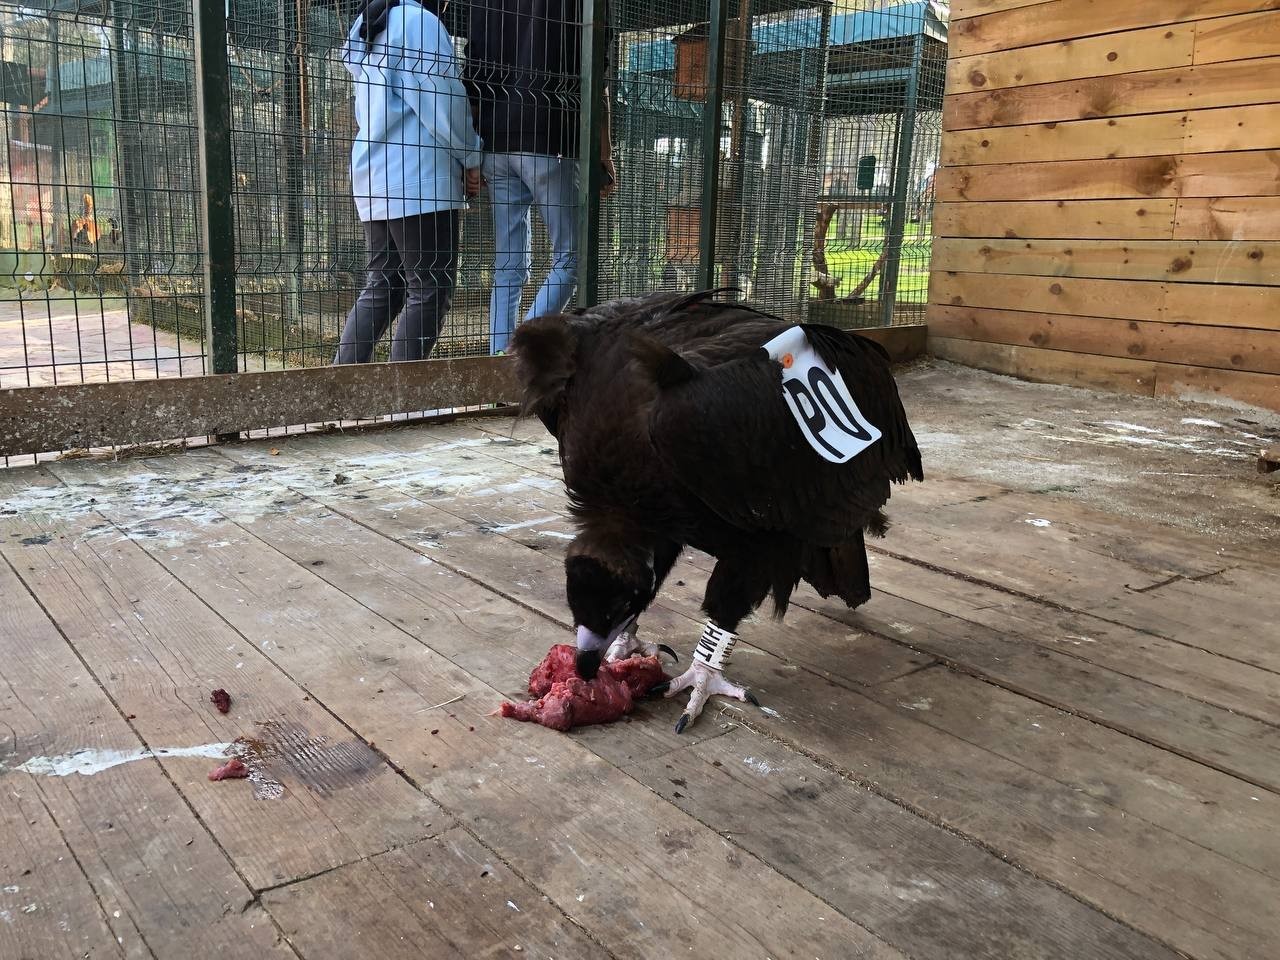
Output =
[{"x1": 821, "y1": 215, "x2": 933, "y2": 302}]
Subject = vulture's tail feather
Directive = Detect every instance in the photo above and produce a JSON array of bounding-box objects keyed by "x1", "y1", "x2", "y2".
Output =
[{"x1": 801, "y1": 533, "x2": 873, "y2": 611}]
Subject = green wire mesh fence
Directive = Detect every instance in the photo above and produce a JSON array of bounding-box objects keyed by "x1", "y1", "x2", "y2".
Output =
[{"x1": 0, "y1": 0, "x2": 945, "y2": 394}]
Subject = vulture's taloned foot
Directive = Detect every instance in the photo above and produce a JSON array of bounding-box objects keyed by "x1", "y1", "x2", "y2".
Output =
[
  {"x1": 655, "y1": 661, "x2": 754, "y2": 734},
  {"x1": 605, "y1": 628, "x2": 680, "y2": 664}
]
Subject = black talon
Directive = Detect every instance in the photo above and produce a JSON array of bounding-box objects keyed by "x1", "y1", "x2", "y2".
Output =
[
  {"x1": 657, "y1": 644, "x2": 680, "y2": 663},
  {"x1": 745, "y1": 691, "x2": 761, "y2": 708},
  {"x1": 647, "y1": 680, "x2": 671, "y2": 699},
  {"x1": 674, "y1": 713, "x2": 690, "y2": 735}
]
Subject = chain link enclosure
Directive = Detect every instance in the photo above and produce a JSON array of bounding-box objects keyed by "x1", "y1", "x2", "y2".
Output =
[{"x1": 0, "y1": 0, "x2": 944, "y2": 399}]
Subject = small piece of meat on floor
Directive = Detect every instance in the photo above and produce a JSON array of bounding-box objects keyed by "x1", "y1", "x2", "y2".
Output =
[
  {"x1": 503, "y1": 644, "x2": 668, "y2": 731},
  {"x1": 210, "y1": 689, "x2": 232, "y2": 714},
  {"x1": 208, "y1": 758, "x2": 249, "y2": 781}
]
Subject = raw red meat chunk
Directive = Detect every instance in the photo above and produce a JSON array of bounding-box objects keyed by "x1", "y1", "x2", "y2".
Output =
[
  {"x1": 210, "y1": 689, "x2": 232, "y2": 714},
  {"x1": 208, "y1": 758, "x2": 249, "y2": 781},
  {"x1": 500, "y1": 644, "x2": 667, "y2": 732}
]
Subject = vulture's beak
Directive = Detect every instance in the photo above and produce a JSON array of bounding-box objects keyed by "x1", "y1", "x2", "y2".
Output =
[
  {"x1": 575, "y1": 616, "x2": 638, "y2": 680},
  {"x1": 575, "y1": 625, "x2": 608, "y2": 680}
]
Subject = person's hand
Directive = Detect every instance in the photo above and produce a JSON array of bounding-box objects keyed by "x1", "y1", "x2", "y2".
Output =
[
  {"x1": 600, "y1": 156, "x2": 617, "y2": 199},
  {"x1": 464, "y1": 167, "x2": 483, "y2": 198}
]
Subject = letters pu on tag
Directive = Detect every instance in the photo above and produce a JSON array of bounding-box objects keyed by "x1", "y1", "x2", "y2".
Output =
[{"x1": 761, "y1": 327, "x2": 881, "y2": 464}]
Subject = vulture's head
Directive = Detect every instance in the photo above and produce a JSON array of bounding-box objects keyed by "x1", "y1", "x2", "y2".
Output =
[{"x1": 566, "y1": 540, "x2": 654, "y2": 680}]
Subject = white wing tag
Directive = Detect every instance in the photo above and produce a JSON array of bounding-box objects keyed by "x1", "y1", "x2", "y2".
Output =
[{"x1": 762, "y1": 326, "x2": 881, "y2": 464}]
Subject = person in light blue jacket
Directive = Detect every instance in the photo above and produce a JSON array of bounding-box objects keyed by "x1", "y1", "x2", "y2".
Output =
[{"x1": 335, "y1": 0, "x2": 483, "y2": 364}]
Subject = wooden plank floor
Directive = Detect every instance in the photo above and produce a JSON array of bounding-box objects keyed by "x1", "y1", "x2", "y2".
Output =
[{"x1": 1, "y1": 407, "x2": 1277, "y2": 959}]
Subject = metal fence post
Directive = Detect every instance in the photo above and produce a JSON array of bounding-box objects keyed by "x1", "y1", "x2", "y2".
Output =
[
  {"x1": 879, "y1": 30, "x2": 923, "y2": 327},
  {"x1": 192, "y1": 0, "x2": 238, "y2": 374},
  {"x1": 696, "y1": 0, "x2": 727, "y2": 291},
  {"x1": 798, "y1": 2, "x2": 832, "y2": 317},
  {"x1": 279, "y1": 0, "x2": 305, "y2": 327},
  {"x1": 109, "y1": 0, "x2": 146, "y2": 283},
  {"x1": 577, "y1": 0, "x2": 607, "y2": 308}
]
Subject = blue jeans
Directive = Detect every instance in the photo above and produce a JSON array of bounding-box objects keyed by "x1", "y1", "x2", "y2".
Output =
[{"x1": 484, "y1": 152, "x2": 579, "y2": 354}]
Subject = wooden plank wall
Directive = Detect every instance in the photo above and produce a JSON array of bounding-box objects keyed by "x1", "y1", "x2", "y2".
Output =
[{"x1": 927, "y1": 0, "x2": 1280, "y2": 412}]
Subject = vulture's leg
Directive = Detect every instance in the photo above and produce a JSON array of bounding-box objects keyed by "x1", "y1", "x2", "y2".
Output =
[
  {"x1": 652, "y1": 557, "x2": 767, "y2": 733},
  {"x1": 606, "y1": 539, "x2": 684, "y2": 664}
]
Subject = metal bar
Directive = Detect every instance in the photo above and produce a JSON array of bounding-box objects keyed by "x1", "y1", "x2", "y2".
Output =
[
  {"x1": 799, "y1": 2, "x2": 832, "y2": 317},
  {"x1": 108, "y1": 0, "x2": 145, "y2": 282},
  {"x1": 279, "y1": 0, "x2": 306, "y2": 326},
  {"x1": 879, "y1": 31, "x2": 924, "y2": 327},
  {"x1": 577, "y1": 0, "x2": 607, "y2": 307},
  {"x1": 46, "y1": 19, "x2": 66, "y2": 254},
  {"x1": 696, "y1": 0, "x2": 728, "y2": 290},
  {"x1": 720, "y1": 0, "x2": 753, "y2": 292},
  {"x1": 192, "y1": 0, "x2": 238, "y2": 374}
]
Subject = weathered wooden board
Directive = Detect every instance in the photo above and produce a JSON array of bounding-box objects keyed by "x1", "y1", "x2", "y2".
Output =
[
  {"x1": 16, "y1": 416, "x2": 1280, "y2": 960},
  {"x1": 929, "y1": 336, "x2": 1161, "y2": 396},
  {"x1": 625, "y1": 730, "x2": 1180, "y2": 960},
  {"x1": 951, "y1": 0, "x2": 1280, "y2": 58},
  {"x1": 932, "y1": 237, "x2": 1280, "y2": 285},
  {"x1": 263, "y1": 830, "x2": 600, "y2": 960},
  {"x1": 880, "y1": 666, "x2": 1280, "y2": 881},
  {"x1": 220, "y1": 429, "x2": 1280, "y2": 959},
  {"x1": 854, "y1": 551, "x2": 1280, "y2": 725},
  {"x1": 0, "y1": 355, "x2": 519, "y2": 459},
  {"x1": 943, "y1": 57, "x2": 1280, "y2": 130},
  {"x1": 2, "y1": 467, "x2": 445, "y2": 892},
  {"x1": 952, "y1": 0, "x2": 1048, "y2": 18},
  {"x1": 935, "y1": 151, "x2": 1280, "y2": 202},
  {"x1": 934, "y1": 0, "x2": 1280, "y2": 398},
  {"x1": 56, "y1": 451, "x2": 906, "y2": 960},
  {"x1": 669, "y1": 553, "x2": 1280, "y2": 792},
  {"x1": 933, "y1": 199, "x2": 1178, "y2": 240},
  {"x1": 0, "y1": 559, "x2": 158, "y2": 960},
  {"x1": 929, "y1": 335, "x2": 1280, "y2": 411},
  {"x1": 179, "y1": 447, "x2": 1193, "y2": 960},
  {"x1": 929, "y1": 305, "x2": 1280, "y2": 374},
  {"x1": 0, "y1": 552, "x2": 291, "y2": 959},
  {"x1": 1196, "y1": 9, "x2": 1280, "y2": 64},
  {"x1": 943, "y1": 103, "x2": 1280, "y2": 165},
  {"x1": 946, "y1": 22, "x2": 1196, "y2": 94},
  {"x1": 929, "y1": 272, "x2": 1280, "y2": 330},
  {"x1": 1093, "y1": 568, "x2": 1280, "y2": 672},
  {"x1": 1174, "y1": 197, "x2": 1280, "y2": 239},
  {"x1": 1153, "y1": 361, "x2": 1280, "y2": 409},
  {"x1": 847, "y1": 322, "x2": 928, "y2": 363}
]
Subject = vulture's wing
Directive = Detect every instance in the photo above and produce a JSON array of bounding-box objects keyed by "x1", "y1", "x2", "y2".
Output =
[{"x1": 635, "y1": 324, "x2": 922, "y2": 546}]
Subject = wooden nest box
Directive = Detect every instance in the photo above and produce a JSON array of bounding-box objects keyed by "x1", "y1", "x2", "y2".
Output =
[
  {"x1": 666, "y1": 204, "x2": 701, "y2": 264},
  {"x1": 672, "y1": 24, "x2": 710, "y2": 101}
]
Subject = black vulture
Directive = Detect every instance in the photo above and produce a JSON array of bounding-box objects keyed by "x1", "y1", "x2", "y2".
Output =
[{"x1": 511, "y1": 290, "x2": 923, "y2": 732}]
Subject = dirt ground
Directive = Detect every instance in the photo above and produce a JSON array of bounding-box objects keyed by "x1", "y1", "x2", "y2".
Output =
[{"x1": 895, "y1": 359, "x2": 1280, "y2": 548}]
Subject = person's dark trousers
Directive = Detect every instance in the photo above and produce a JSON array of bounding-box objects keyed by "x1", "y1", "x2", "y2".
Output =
[{"x1": 335, "y1": 211, "x2": 459, "y2": 364}]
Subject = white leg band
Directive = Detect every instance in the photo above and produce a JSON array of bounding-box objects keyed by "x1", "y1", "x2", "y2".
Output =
[{"x1": 694, "y1": 621, "x2": 738, "y2": 671}]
